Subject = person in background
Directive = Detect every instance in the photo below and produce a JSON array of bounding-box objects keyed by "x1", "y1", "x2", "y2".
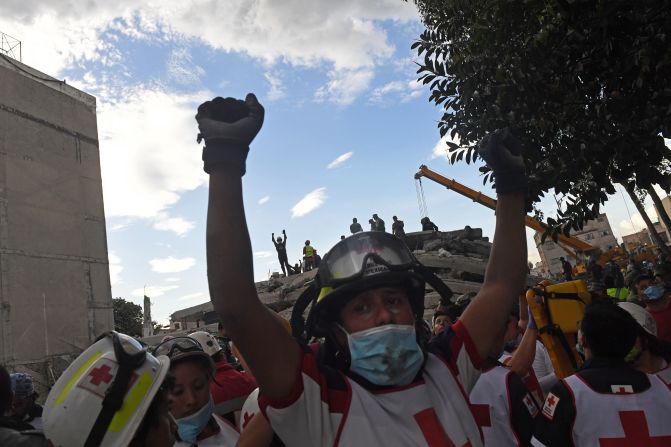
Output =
[
  {"x1": 0, "y1": 366, "x2": 46, "y2": 446},
  {"x1": 43, "y1": 331, "x2": 176, "y2": 447},
  {"x1": 642, "y1": 282, "x2": 671, "y2": 343},
  {"x1": 627, "y1": 274, "x2": 653, "y2": 307},
  {"x1": 271, "y1": 230, "x2": 291, "y2": 277},
  {"x1": 391, "y1": 216, "x2": 405, "y2": 238},
  {"x1": 188, "y1": 331, "x2": 257, "y2": 424},
  {"x1": 431, "y1": 310, "x2": 451, "y2": 336},
  {"x1": 340, "y1": 235, "x2": 346, "y2": 241},
  {"x1": 303, "y1": 240, "x2": 316, "y2": 271},
  {"x1": 350, "y1": 218, "x2": 363, "y2": 234},
  {"x1": 617, "y1": 302, "x2": 671, "y2": 376},
  {"x1": 9, "y1": 374, "x2": 42, "y2": 430},
  {"x1": 532, "y1": 302, "x2": 671, "y2": 446},
  {"x1": 153, "y1": 336, "x2": 239, "y2": 446},
  {"x1": 372, "y1": 213, "x2": 386, "y2": 232},
  {"x1": 421, "y1": 216, "x2": 439, "y2": 232},
  {"x1": 559, "y1": 257, "x2": 573, "y2": 281}
]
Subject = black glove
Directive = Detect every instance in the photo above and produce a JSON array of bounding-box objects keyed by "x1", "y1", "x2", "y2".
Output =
[
  {"x1": 195, "y1": 93, "x2": 265, "y2": 175},
  {"x1": 477, "y1": 128, "x2": 527, "y2": 194}
]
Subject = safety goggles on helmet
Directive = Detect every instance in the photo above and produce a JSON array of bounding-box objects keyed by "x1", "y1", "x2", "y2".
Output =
[
  {"x1": 152, "y1": 336, "x2": 205, "y2": 359},
  {"x1": 318, "y1": 231, "x2": 417, "y2": 289}
]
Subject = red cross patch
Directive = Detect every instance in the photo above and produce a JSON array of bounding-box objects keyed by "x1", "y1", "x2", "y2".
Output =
[
  {"x1": 610, "y1": 384, "x2": 634, "y2": 394},
  {"x1": 523, "y1": 393, "x2": 538, "y2": 417},
  {"x1": 78, "y1": 359, "x2": 118, "y2": 398},
  {"x1": 541, "y1": 392, "x2": 559, "y2": 420},
  {"x1": 599, "y1": 411, "x2": 671, "y2": 446}
]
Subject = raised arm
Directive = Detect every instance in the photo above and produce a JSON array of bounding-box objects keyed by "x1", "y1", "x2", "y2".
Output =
[
  {"x1": 199, "y1": 94, "x2": 300, "y2": 399},
  {"x1": 459, "y1": 129, "x2": 528, "y2": 361}
]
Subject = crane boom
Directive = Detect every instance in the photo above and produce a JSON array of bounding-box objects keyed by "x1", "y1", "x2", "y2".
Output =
[{"x1": 415, "y1": 164, "x2": 595, "y2": 253}]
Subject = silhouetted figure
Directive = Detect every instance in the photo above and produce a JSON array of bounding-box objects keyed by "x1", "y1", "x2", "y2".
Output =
[
  {"x1": 350, "y1": 218, "x2": 363, "y2": 234},
  {"x1": 372, "y1": 214, "x2": 385, "y2": 232},
  {"x1": 340, "y1": 235, "x2": 346, "y2": 241},
  {"x1": 368, "y1": 218, "x2": 376, "y2": 231},
  {"x1": 421, "y1": 216, "x2": 439, "y2": 232},
  {"x1": 272, "y1": 230, "x2": 291, "y2": 276},
  {"x1": 392, "y1": 216, "x2": 405, "y2": 237},
  {"x1": 560, "y1": 256, "x2": 573, "y2": 281}
]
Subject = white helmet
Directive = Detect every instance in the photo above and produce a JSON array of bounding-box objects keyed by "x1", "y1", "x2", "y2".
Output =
[
  {"x1": 618, "y1": 302, "x2": 657, "y2": 337},
  {"x1": 43, "y1": 332, "x2": 170, "y2": 447},
  {"x1": 239, "y1": 388, "x2": 260, "y2": 432},
  {"x1": 188, "y1": 331, "x2": 222, "y2": 357}
]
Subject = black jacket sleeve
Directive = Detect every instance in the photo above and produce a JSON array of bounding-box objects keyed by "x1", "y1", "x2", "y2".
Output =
[
  {"x1": 507, "y1": 372, "x2": 538, "y2": 446},
  {"x1": 532, "y1": 381, "x2": 576, "y2": 447}
]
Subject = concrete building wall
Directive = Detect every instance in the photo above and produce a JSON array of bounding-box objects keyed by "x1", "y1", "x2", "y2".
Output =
[
  {"x1": 0, "y1": 56, "x2": 112, "y2": 390},
  {"x1": 534, "y1": 214, "x2": 618, "y2": 274}
]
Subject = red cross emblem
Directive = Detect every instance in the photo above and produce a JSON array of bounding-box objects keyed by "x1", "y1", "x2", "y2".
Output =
[
  {"x1": 599, "y1": 411, "x2": 671, "y2": 446},
  {"x1": 88, "y1": 365, "x2": 114, "y2": 386}
]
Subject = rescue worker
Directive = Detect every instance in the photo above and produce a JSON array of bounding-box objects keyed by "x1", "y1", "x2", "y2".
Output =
[
  {"x1": 532, "y1": 302, "x2": 671, "y2": 446},
  {"x1": 350, "y1": 218, "x2": 363, "y2": 234},
  {"x1": 302, "y1": 240, "x2": 316, "y2": 271},
  {"x1": 626, "y1": 274, "x2": 652, "y2": 307},
  {"x1": 42, "y1": 331, "x2": 177, "y2": 447},
  {"x1": 431, "y1": 310, "x2": 451, "y2": 336},
  {"x1": 271, "y1": 230, "x2": 291, "y2": 277},
  {"x1": 391, "y1": 215, "x2": 405, "y2": 238},
  {"x1": 421, "y1": 216, "x2": 439, "y2": 232},
  {"x1": 372, "y1": 213, "x2": 386, "y2": 232},
  {"x1": 617, "y1": 302, "x2": 671, "y2": 374},
  {"x1": 0, "y1": 366, "x2": 46, "y2": 446},
  {"x1": 195, "y1": 93, "x2": 528, "y2": 446},
  {"x1": 8, "y1": 373, "x2": 43, "y2": 430},
  {"x1": 188, "y1": 331, "x2": 257, "y2": 422},
  {"x1": 152, "y1": 336, "x2": 239, "y2": 445},
  {"x1": 470, "y1": 304, "x2": 540, "y2": 446},
  {"x1": 368, "y1": 218, "x2": 376, "y2": 231},
  {"x1": 642, "y1": 282, "x2": 671, "y2": 343}
]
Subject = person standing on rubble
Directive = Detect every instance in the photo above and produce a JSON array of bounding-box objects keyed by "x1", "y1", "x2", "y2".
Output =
[
  {"x1": 350, "y1": 218, "x2": 363, "y2": 234},
  {"x1": 272, "y1": 230, "x2": 291, "y2": 277},
  {"x1": 421, "y1": 216, "x2": 439, "y2": 232},
  {"x1": 372, "y1": 213, "x2": 386, "y2": 232},
  {"x1": 195, "y1": 93, "x2": 529, "y2": 446},
  {"x1": 303, "y1": 240, "x2": 316, "y2": 271},
  {"x1": 392, "y1": 216, "x2": 405, "y2": 238}
]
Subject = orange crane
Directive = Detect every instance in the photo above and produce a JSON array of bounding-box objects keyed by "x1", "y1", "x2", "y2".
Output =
[{"x1": 414, "y1": 164, "x2": 595, "y2": 257}]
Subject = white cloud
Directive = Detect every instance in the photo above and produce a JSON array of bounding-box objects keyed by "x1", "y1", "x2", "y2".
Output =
[
  {"x1": 315, "y1": 69, "x2": 375, "y2": 105},
  {"x1": 0, "y1": 1, "x2": 419, "y2": 79},
  {"x1": 167, "y1": 46, "x2": 205, "y2": 85},
  {"x1": 431, "y1": 133, "x2": 462, "y2": 159},
  {"x1": 164, "y1": 277, "x2": 181, "y2": 282},
  {"x1": 369, "y1": 79, "x2": 423, "y2": 103},
  {"x1": 149, "y1": 256, "x2": 196, "y2": 273},
  {"x1": 178, "y1": 292, "x2": 207, "y2": 302},
  {"x1": 97, "y1": 86, "x2": 209, "y2": 220},
  {"x1": 618, "y1": 205, "x2": 658, "y2": 235},
  {"x1": 291, "y1": 187, "x2": 327, "y2": 218},
  {"x1": 152, "y1": 213, "x2": 195, "y2": 236},
  {"x1": 254, "y1": 251, "x2": 273, "y2": 259},
  {"x1": 132, "y1": 285, "x2": 179, "y2": 298},
  {"x1": 327, "y1": 151, "x2": 353, "y2": 169},
  {"x1": 258, "y1": 196, "x2": 270, "y2": 205},
  {"x1": 265, "y1": 73, "x2": 286, "y2": 101},
  {"x1": 108, "y1": 252, "x2": 123, "y2": 286}
]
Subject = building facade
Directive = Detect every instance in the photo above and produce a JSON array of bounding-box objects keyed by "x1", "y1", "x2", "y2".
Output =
[
  {"x1": 0, "y1": 56, "x2": 113, "y2": 392},
  {"x1": 534, "y1": 214, "x2": 618, "y2": 274}
]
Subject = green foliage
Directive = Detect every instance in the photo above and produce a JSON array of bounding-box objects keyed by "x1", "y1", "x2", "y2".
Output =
[
  {"x1": 412, "y1": 0, "x2": 671, "y2": 240},
  {"x1": 112, "y1": 297, "x2": 143, "y2": 337}
]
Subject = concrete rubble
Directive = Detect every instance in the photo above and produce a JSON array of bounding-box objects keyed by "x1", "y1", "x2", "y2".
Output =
[{"x1": 253, "y1": 228, "x2": 542, "y2": 323}]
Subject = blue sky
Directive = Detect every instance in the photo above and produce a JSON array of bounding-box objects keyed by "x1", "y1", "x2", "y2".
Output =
[{"x1": 1, "y1": 1, "x2": 665, "y2": 324}]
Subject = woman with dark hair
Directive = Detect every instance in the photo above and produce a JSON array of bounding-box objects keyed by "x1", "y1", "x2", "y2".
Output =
[{"x1": 153, "y1": 337, "x2": 239, "y2": 446}]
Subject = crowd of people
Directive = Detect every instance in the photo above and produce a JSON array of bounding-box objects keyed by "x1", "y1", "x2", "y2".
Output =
[{"x1": 2, "y1": 94, "x2": 671, "y2": 446}]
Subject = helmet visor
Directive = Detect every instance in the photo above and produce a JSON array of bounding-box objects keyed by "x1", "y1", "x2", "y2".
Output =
[
  {"x1": 320, "y1": 231, "x2": 416, "y2": 286},
  {"x1": 152, "y1": 337, "x2": 204, "y2": 359}
]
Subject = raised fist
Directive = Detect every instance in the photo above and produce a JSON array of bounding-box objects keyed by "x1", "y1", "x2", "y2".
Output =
[
  {"x1": 477, "y1": 128, "x2": 527, "y2": 194},
  {"x1": 196, "y1": 93, "x2": 265, "y2": 175}
]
